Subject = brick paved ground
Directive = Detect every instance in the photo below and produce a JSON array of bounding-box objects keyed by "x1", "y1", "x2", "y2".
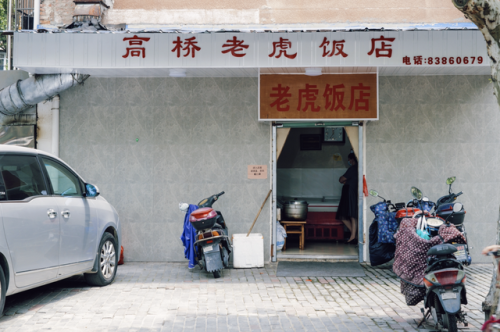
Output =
[{"x1": 0, "y1": 262, "x2": 492, "y2": 331}]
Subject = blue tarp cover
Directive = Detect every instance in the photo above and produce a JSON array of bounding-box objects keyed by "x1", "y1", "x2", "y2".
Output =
[{"x1": 181, "y1": 204, "x2": 199, "y2": 269}]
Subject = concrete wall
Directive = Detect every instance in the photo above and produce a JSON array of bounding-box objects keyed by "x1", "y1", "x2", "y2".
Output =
[
  {"x1": 40, "y1": 0, "x2": 468, "y2": 27},
  {"x1": 40, "y1": 0, "x2": 76, "y2": 26},
  {"x1": 366, "y1": 75, "x2": 498, "y2": 264},
  {"x1": 106, "y1": 0, "x2": 467, "y2": 25},
  {"x1": 56, "y1": 74, "x2": 497, "y2": 264},
  {"x1": 58, "y1": 77, "x2": 271, "y2": 262}
]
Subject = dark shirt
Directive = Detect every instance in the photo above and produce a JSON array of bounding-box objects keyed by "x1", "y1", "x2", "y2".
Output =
[{"x1": 342, "y1": 165, "x2": 358, "y2": 188}]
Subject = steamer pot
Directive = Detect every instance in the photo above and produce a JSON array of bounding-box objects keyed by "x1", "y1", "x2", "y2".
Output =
[{"x1": 283, "y1": 200, "x2": 308, "y2": 221}]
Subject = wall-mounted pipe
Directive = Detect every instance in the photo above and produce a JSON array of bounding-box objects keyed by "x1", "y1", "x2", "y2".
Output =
[
  {"x1": 7, "y1": 0, "x2": 11, "y2": 70},
  {"x1": 51, "y1": 95, "x2": 59, "y2": 157},
  {"x1": 0, "y1": 74, "x2": 89, "y2": 120},
  {"x1": 34, "y1": 0, "x2": 40, "y2": 30}
]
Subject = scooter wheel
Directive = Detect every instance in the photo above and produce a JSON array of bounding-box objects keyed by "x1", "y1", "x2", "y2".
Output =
[
  {"x1": 213, "y1": 271, "x2": 221, "y2": 279},
  {"x1": 445, "y1": 313, "x2": 458, "y2": 332}
]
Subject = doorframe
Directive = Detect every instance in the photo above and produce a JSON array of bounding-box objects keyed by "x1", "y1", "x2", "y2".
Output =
[{"x1": 271, "y1": 121, "x2": 365, "y2": 263}]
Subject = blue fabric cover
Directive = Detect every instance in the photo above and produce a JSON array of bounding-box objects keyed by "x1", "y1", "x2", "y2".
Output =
[
  {"x1": 369, "y1": 201, "x2": 396, "y2": 266},
  {"x1": 419, "y1": 201, "x2": 435, "y2": 213},
  {"x1": 369, "y1": 220, "x2": 395, "y2": 266},
  {"x1": 181, "y1": 204, "x2": 199, "y2": 269},
  {"x1": 370, "y1": 202, "x2": 398, "y2": 244}
]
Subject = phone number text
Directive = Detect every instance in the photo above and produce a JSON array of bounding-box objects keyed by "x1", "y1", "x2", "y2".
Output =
[{"x1": 402, "y1": 56, "x2": 484, "y2": 66}]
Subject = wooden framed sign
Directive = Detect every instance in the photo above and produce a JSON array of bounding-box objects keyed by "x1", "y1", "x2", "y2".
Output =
[{"x1": 259, "y1": 74, "x2": 378, "y2": 121}]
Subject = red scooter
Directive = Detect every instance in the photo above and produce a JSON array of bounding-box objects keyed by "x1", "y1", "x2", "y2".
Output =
[{"x1": 188, "y1": 192, "x2": 232, "y2": 278}]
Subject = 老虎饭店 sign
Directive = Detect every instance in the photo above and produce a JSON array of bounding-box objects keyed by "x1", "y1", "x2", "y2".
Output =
[{"x1": 259, "y1": 74, "x2": 377, "y2": 121}]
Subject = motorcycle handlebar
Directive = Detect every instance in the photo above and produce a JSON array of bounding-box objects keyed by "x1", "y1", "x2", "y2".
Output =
[
  {"x1": 216, "y1": 191, "x2": 225, "y2": 197},
  {"x1": 456, "y1": 191, "x2": 463, "y2": 197}
]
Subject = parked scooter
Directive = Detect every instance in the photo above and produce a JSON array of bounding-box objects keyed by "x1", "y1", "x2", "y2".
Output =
[
  {"x1": 181, "y1": 192, "x2": 232, "y2": 278},
  {"x1": 435, "y1": 177, "x2": 471, "y2": 266},
  {"x1": 408, "y1": 178, "x2": 471, "y2": 266},
  {"x1": 422, "y1": 241, "x2": 468, "y2": 332},
  {"x1": 408, "y1": 187, "x2": 469, "y2": 331},
  {"x1": 368, "y1": 190, "x2": 404, "y2": 266}
]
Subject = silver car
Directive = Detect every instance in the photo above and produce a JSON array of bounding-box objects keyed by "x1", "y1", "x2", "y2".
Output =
[{"x1": 0, "y1": 146, "x2": 121, "y2": 316}]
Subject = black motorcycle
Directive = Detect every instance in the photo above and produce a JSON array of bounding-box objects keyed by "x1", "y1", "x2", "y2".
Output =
[
  {"x1": 187, "y1": 192, "x2": 232, "y2": 278},
  {"x1": 422, "y1": 242, "x2": 468, "y2": 331}
]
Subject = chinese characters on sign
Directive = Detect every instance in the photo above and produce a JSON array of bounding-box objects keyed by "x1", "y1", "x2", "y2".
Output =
[
  {"x1": 172, "y1": 36, "x2": 201, "y2": 58},
  {"x1": 248, "y1": 165, "x2": 268, "y2": 179},
  {"x1": 319, "y1": 37, "x2": 348, "y2": 58},
  {"x1": 269, "y1": 84, "x2": 292, "y2": 112},
  {"x1": 121, "y1": 35, "x2": 397, "y2": 61},
  {"x1": 221, "y1": 36, "x2": 249, "y2": 57},
  {"x1": 367, "y1": 35, "x2": 395, "y2": 58},
  {"x1": 269, "y1": 37, "x2": 297, "y2": 59},
  {"x1": 122, "y1": 35, "x2": 151, "y2": 58},
  {"x1": 260, "y1": 74, "x2": 377, "y2": 120}
]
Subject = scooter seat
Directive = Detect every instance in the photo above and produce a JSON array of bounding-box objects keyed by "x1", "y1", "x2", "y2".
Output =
[{"x1": 427, "y1": 243, "x2": 458, "y2": 256}]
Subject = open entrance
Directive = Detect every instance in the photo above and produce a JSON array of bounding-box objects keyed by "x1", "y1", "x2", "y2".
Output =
[{"x1": 274, "y1": 124, "x2": 361, "y2": 260}]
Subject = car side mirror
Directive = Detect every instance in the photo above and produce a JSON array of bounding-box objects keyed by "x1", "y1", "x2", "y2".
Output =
[{"x1": 85, "y1": 183, "x2": 100, "y2": 197}]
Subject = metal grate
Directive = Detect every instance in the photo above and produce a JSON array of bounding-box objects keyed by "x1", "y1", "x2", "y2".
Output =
[{"x1": 15, "y1": 0, "x2": 34, "y2": 30}]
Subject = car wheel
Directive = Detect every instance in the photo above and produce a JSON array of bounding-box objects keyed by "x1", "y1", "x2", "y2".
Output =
[
  {"x1": 84, "y1": 233, "x2": 118, "y2": 286},
  {"x1": 0, "y1": 265, "x2": 6, "y2": 317}
]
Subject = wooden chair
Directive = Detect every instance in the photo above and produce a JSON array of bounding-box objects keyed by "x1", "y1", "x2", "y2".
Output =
[{"x1": 280, "y1": 221, "x2": 306, "y2": 250}]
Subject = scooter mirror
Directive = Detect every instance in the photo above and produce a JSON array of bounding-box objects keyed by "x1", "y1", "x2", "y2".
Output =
[
  {"x1": 179, "y1": 203, "x2": 189, "y2": 212},
  {"x1": 369, "y1": 190, "x2": 379, "y2": 197},
  {"x1": 411, "y1": 187, "x2": 423, "y2": 200},
  {"x1": 446, "y1": 176, "x2": 456, "y2": 185},
  {"x1": 453, "y1": 202, "x2": 463, "y2": 213}
]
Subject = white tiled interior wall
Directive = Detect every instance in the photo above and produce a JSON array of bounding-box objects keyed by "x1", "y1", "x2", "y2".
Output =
[{"x1": 277, "y1": 168, "x2": 347, "y2": 198}]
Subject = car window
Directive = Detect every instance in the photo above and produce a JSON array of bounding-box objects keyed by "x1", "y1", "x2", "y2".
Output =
[
  {"x1": 0, "y1": 154, "x2": 48, "y2": 201},
  {"x1": 42, "y1": 158, "x2": 83, "y2": 197}
]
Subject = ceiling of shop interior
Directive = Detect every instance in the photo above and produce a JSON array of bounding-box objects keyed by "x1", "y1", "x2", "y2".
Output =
[{"x1": 52, "y1": 66, "x2": 489, "y2": 77}]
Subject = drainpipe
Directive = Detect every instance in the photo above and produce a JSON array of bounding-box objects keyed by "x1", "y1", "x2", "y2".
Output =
[
  {"x1": 51, "y1": 95, "x2": 59, "y2": 157},
  {"x1": 34, "y1": 0, "x2": 40, "y2": 30},
  {"x1": 7, "y1": 0, "x2": 12, "y2": 70}
]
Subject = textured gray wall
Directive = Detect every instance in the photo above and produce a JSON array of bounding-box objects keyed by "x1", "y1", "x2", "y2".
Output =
[
  {"x1": 59, "y1": 77, "x2": 271, "y2": 262},
  {"x1": 57, "y1": 74, "x2": 497, "y2": 264},
  {"x1": 366, "y1": 75, "x2": 498, "y2": 263}
]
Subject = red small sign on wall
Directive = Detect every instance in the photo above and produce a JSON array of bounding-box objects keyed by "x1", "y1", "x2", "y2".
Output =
[{"x1": 248, "y1": 165, "x2": 268, "y2": 179}]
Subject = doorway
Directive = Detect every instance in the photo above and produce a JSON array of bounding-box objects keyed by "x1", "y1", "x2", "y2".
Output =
[{"x1": 273, "y1": 124, "x2": 363, "y2": 261}]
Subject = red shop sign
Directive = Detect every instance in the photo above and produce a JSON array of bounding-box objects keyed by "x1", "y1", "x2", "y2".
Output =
[{"x1": 259, "y1": 74, "x2": 378, "y2": 120}]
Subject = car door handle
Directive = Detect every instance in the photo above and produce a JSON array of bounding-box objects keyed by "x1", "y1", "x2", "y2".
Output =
[
  {"x1": 61, "y1": 211, "x2": 70, "y2": 219},
  {"x1": 47, "y1": 209, "x2": 57, "y2": 219}
]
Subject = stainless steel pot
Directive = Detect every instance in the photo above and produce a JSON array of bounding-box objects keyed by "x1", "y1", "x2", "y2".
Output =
[{"x1": 283, "y1": 200, "x2": 308, "y2": 221}]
